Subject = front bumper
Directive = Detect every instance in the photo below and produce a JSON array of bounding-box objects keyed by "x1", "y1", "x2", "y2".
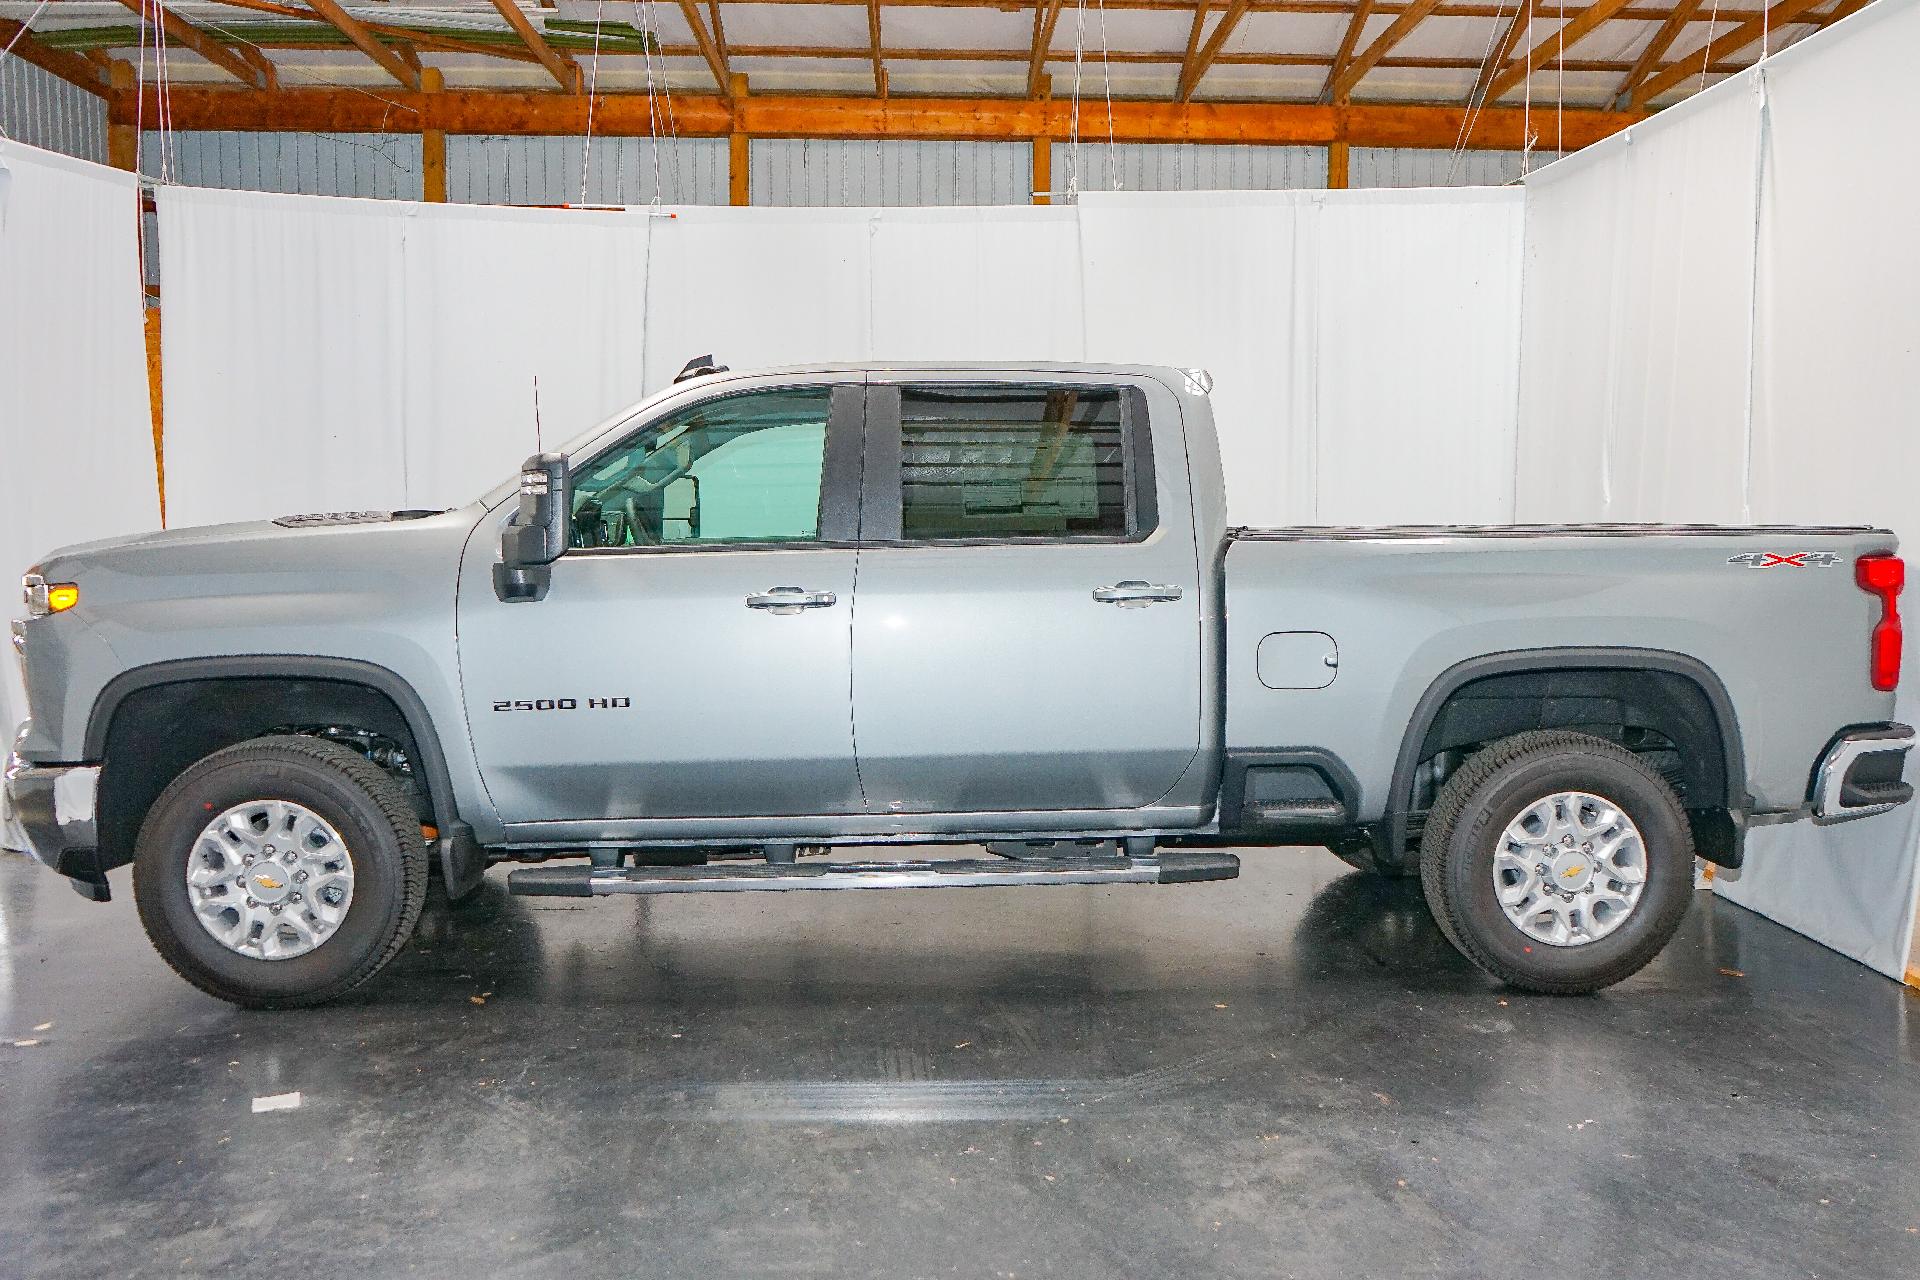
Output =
[
  {"x1": 4, "y1": 751, "x2": 105, "y2": 895},
  {"x1": 1811, "y1": 724, "x2": 1915, "y2": 823}
]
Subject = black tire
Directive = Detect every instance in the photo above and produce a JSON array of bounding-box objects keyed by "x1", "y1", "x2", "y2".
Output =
[
  {"x1": 1418, "y1": 730, "x2": 1694, "y2": 995},
  {"x1": 133, "y1": 735, "x2": 429, "y2": 1009}
]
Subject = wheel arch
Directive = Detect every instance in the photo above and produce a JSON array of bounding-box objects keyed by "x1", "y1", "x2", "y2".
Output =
[
  {"x1": 1387, "y1": 648, "x2": 1748, "y2": 866},
  {"x1": 86, "y1": 656, "x2": 461, "y2": 868}
]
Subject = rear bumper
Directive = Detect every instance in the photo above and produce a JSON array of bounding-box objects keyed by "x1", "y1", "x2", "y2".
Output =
[
  {"x1": 3, "y1": 750, "x2": 104, "y2": 891},
  {"x1": 1811, "y1": 724, "x2": 1914, "y2": 823}
]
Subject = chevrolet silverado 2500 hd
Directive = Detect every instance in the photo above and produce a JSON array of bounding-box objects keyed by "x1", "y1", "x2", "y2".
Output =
[{"x1": 7, "y1": 363, "x2": 1913, "y2": 1007}]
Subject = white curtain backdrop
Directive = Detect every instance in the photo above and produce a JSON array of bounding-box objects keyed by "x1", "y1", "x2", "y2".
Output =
[
  {"x1": 157, "y1": 187, "x2": 658, "y2": 521},
  {"x1": 1080, "y1": 188, "x2": 1526, "y2": 527},
  {"x1": 1516, "y1": 0, "x2": 1920, "y2": 979},
  {"x1": 157, "y1": 188, "x2": 1527, "y2": 529},
  {"x1": 0, "y1": 140, "x2": 159, "y2": 837}
]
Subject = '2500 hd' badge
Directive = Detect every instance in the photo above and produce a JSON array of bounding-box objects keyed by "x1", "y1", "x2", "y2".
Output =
[
  {"x1": 492, "y1": 697, "x2": 632, "y2": 711},
  {"x1": 1727, "y1": 552, "x2": 1842, "y2": 569}
]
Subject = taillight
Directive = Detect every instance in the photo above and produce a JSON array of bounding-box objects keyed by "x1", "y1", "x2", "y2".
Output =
[{"x1": 1856, "y1": 553, "x2": 1904, "y2": 691}]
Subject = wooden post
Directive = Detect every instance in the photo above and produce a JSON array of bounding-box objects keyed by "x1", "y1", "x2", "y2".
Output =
[
  {"x1": 1031, "y1": 74, "x2": 1051, "y2": 205},
  {"x1": 107, "y1": 60, "x2": 137, "y2": 171},
  {"x1": 145, "y1": 307, "x2": 165, "y2": 526},
  {"x1": 1327, "y1": 139, "x2": 1349, "y2": 190},
  {"x1": 728, "y1": 73, "x2": 750, "y2": 206},
  {"x1": 420, "y1": 67, "x2": 447, "y2": 203}
]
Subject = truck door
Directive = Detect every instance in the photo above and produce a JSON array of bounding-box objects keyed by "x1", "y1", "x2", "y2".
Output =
[
  {"x1": 849, "y1": 376, "x2": 1204, "y2": 816},
  {"x1": 456, "y1": 379, "x2": 866, "y2": 824}
]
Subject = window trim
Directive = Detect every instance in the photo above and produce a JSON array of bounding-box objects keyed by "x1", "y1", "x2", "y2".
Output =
[
  {"x1": 560, "y1": 381, "x2": 865, "y2": 557},
  {"x1": 858, "y1": 382, "x2": 1157, "y2": 546}
]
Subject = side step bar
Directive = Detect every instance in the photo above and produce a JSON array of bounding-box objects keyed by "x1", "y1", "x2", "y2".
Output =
[{"x1": 508, "y1": 852, "x2": 1239, "y2": 898}]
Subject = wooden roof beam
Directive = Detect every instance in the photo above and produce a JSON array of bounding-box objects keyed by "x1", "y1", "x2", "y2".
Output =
[
  {"x1": 302, "y1": 0, "x2": 420, "y2": 89},
  {"x1": 867, "y1": 0, "x2": 888, "y2": 96},
  {"x1": 113, "y1": 0, "x2": 274, "y2": 89},
  {"x1": 1482, "y1": 0, "x2": 1637, "y2": 102},
  {"x1": 1629, "y1": 0, "x2": 1829, "y2": 106},
  {"x1": 1177, "y1": 0, "x2": 1252, "y2": 101},
  {"x1": 1328, "y1": 0, "x2": 1442, "y2": 100},
  {"x1": 120, "y1": 83, "x2": 1644, "y2": 152},
  {"x1": 677, "y1": 0, "x2": 734, "y2": 96},
  {"x1": 0, "y1": 19, "x2": 112, "y2": 95},
  {"x1": 487, "y1": 0, "x2": 580, "y2": 92},
  {"x1": 1613, "y1": 0, "x2": 1699, "y2": 106},
  {"x1": 1027, "y1": 0, "x2": 1067, "y2": 97},
  {"x1": 1468, "y1": 0, "x2": 1534, "y2": 107},
  {"x1": 1319, "y1": 0, "x2": 1376, "y2": 102}
]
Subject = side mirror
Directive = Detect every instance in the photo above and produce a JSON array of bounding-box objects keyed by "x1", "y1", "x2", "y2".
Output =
[{"x1": 494, "y1": 452, "x2": 570, "y2": 603}]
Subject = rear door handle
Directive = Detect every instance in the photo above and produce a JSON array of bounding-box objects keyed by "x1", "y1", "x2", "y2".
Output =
[
  {"x1": 745, "y1": 586, "x2": 838, "y2": 614},
  {"x1": 1092, "y1": 580, "x2": 1184, "y2": 607}
]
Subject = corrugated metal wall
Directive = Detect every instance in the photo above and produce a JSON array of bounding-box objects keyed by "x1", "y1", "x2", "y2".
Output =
[
  {"x1": 449, "y1": 136, "x2": 728, "y2": 206},
  {"x1": 139, "y1": 131, "x2": 424, "y2": 199},
  {"x1": 752, "y1": 140, "x2": 1030, "y2": 207},
  {"x1": 1049, "y1": 143, "x2": 1327, "y2": 197},
  {"x1": 1351, "y1": 148, "x2": 1533, "y2": 189},
  {"x1": 0, "y1": 60, "x2": 106, "y2": 164}
]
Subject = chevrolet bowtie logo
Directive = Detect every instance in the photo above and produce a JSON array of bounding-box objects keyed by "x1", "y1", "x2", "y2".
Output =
[
  {"x1": 1559, "y1": 864, "x2": 1585, "y2": 879},
  {"x1": 254, "y1": 873, "x2": 284, "y2": 890}
]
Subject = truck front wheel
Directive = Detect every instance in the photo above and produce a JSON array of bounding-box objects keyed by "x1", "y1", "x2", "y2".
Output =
[
  {"x1": 1418, "y1": 730, "x2": 1694, "y2": 994},
  {"x1": 133, "y1": 735, "x2": 430, "y2": 1008}
]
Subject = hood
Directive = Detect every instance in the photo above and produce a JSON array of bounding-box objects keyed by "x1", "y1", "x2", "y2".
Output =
[{"x1": 31, "y1": 506, "x2": 486, "y2": 588}]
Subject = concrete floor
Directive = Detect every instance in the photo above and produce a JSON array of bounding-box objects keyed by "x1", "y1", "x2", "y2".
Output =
[{"x1": 2, "y1": 847, "x2": 1918, "y2": 1280}]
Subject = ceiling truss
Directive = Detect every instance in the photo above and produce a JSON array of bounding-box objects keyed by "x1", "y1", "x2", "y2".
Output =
[{"x1": 0, "y1": 0, "x2": 1865, "y2": 150}]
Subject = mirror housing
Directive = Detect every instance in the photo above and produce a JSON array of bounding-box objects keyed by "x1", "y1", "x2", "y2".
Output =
[{"x1": 494, "y1": 452, "x2": 570, "y2": 603}]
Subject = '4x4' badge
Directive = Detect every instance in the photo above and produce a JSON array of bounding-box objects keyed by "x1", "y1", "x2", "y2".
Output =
[{"x1": 1727, "y1": 551, "x2": 1842, "y2": 568}]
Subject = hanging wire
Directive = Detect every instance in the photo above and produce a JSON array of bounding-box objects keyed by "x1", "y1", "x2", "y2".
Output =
[
  {"x1": 1447, "y1": 0, "x2": 1517, "y2": 182},
  {"x1": 639, "y1": 0, "x2": 684, "y2": 202},
  {"x1": 581, "y1": 0, "x2": 606, "y2": 205},
  {"x1": 632, "y1": 0, "x2": 665, "y2": 204},
  {"x1": 193, "y1": 15, "x2": 409, "y2": 183},
  {"x1": 1095, "y1": 0, "x2": 1117, "y2": 188},
  {"x1": 1698, "y1": 0, "x2": 1723, "y2": 95},
  {"x1": 1066, "y1": 0, "x2": 1087, "y2": 201},
  {"x1": 1555, "y1": 0, "x2": 1564, "y2": 160},
  {"x1": 1519, "y1": 1, "x2": 1533, "y2": 175}
]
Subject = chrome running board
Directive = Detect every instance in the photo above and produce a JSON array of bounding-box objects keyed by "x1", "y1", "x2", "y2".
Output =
[{"x1": 508, "y1": 852, "x2": 1239, "y2": 897}]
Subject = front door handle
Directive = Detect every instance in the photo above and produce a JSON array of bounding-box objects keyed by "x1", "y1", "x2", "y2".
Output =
[
  {"x1": 746, "y1": 586, "x2": 838, "y2": 615},
  {"x1": 1092, "y1": 580, "x2": 1184, "y2": 608}
]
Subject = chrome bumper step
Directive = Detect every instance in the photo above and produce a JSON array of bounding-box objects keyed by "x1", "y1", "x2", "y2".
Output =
[{"x1": 508, "y1": 852, "x2": 1240, "y2": 898}]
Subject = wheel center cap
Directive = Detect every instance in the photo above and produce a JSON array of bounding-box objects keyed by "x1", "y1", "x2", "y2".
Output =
[
  {"x1": 1548, "y1": 849, "x2": 1594, "y2": 893},
  {"x1": 248, "y1": 865, "x2": 294, "y2": 903}
]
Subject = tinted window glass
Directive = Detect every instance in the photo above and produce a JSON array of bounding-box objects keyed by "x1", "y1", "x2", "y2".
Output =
[
  {"x1": 570, "y1": 388, "x2": 829, "y2": 549},
  {"x1": 898, "y1": 386, "x2": 1128, "y2": 540}
]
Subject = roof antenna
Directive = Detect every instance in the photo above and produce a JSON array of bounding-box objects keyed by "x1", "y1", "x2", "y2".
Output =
[
  {"x1": 675, "y1": 354, "x2": 729, "y2": 383},
  {"x1": 533, "y1": 374, "x2": 544, "y2": 453}
]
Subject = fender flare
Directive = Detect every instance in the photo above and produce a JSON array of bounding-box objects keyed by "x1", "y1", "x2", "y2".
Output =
[
  {"x1": 1386, "y1": 647, "x2": 1749, "y2": 856},
  {"x1": 85, "y1": 654, "x2": 462, "y2": 832}
]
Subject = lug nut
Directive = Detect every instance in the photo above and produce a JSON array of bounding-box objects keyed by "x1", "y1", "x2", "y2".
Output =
[
  {"x1": 270, "y1": 904, "x2": 282, "y2": 914},
  {"x1": 293, "y1": 871, "x2": 308, "y2": 883},
  {"x1": 245, "y1": 896, "x2": 258, "y2": 908}
]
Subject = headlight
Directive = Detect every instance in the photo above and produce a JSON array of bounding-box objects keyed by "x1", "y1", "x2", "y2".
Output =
[{"x1": 21, "y1": 573, "x2": 78, "y2": 618}]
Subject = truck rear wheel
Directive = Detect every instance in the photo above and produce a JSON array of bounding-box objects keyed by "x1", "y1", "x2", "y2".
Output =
[
  {"x1": 133, "y1": 735, "x2": 429, "y2": 1009},
  {"x1": 1418, "y1": 730, "x2": 1693, "y2": 994}
]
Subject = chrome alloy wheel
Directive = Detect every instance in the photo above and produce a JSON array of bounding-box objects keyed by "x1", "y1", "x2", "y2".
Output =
[
  {"x1": 186, "y1": 800, "x2": 355, "y2": 960},
  {"x1": 1491, "y1": 790, "x2": 1648, "y2": 948}
]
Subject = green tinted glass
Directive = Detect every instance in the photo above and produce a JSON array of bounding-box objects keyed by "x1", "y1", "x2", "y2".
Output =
[{"x1": 571, "y1": 388, "x2": 830, "y2": 549}]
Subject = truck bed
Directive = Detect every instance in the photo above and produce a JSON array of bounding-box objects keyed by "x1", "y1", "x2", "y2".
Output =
[{"x1": 1222, "y1": 522, "x2": 1899, "y2": 823}]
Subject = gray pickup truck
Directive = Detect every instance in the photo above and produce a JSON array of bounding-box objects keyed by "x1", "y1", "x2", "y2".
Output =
[{"x1": 7, "y1": 362, "x2": 1913, "y2": 1008}]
